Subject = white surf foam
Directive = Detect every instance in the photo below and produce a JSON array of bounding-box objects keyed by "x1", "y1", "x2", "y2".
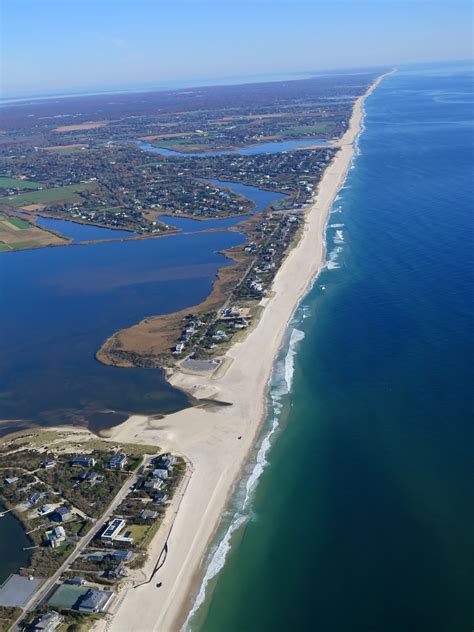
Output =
[{"x1": 183, "y1": 327, "x2": 305, "y2": 631}]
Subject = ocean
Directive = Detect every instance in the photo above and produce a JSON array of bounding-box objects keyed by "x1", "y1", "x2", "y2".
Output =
[{"x1": 187, "y1": 62, "x2": 474, "y2": 632}]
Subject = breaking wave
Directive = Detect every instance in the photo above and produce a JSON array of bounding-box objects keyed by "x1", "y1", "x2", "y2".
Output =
[{"x1": 184, "y1": 327, "x2": 305, "y2": 631}]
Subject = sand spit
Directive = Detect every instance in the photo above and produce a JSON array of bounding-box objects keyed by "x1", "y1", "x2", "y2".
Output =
[{"x1": 104, "y1": 74, "x2": 387, "y2": 632}]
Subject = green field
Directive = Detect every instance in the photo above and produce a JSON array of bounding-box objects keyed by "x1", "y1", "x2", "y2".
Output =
[
  {"x1": 0, "y1": 182, "x2": 97, "y2": 207},
  {"x1": 0, "y1": 176, "x2": 45, "y2": 190},
  {"x1": 0, "y1": 242, "x2": 10, "y2": 252},
  {"x1": 7, "y1": 216, "x2": 30, "y2": 229}
]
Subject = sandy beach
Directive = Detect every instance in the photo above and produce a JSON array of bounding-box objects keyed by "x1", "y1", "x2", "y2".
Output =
[{"x1": 105, "y1": 74, "x2": 386, "y2": 632}]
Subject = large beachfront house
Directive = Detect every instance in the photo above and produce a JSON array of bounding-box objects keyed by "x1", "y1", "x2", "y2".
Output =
[{"x1": 101, "y1": 519, "x2": 125, "y2": 542}]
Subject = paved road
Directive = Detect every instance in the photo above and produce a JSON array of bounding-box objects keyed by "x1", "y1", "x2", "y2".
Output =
[{"x1": 12, "y1": 458, "x2": 150, "y2": 631}]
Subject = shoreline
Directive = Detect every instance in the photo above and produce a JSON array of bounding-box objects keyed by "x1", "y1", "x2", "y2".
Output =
[{"x1": 92, "y1": 73, "x2": 387, "y2": 632}]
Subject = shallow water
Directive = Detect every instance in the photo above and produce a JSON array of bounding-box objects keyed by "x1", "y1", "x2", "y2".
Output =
[{"x1": 0, "y1": 230, "x2": 244, "y2": 435}]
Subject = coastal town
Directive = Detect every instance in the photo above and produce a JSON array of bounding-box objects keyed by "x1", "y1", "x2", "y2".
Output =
[
  {"x1": 0, "y1": 432, "x2": 186, "y2": 631},
  {"x1": 0, "y1": 69, "x2": 384, "y2": 632},
  {"x1": 0, "y1": 73, "x2": 374, "y2": 246}
]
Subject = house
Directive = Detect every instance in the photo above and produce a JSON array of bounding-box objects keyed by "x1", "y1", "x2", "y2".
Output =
[
  {"x1": 71, "y1": 455, "x2": 96, "y2": 468},
  {"x1": 52, "y1": 505, "x2": 72, "y2": 523},
  {"x1": 30, "y1": 609, "x2": 64, "y2": 632},
  {"x1": 101, "y1": 519, "x2": 125, "y2": 542},
  {"x1": 65, "y1": 576, "x2": 85, "y2": 585},
  {"x1": 109, "y1": 549, "x2": 133, "y2": 562},
  {"x1": 143, "y1": 479, "x2": 164, "y2": 491},
  {"x1": 106, "y1": 454, "x2": 128, "y2": 470},
  {"x1": 152, "y1": 468, "x2": 168, "y2": 480},
  {"x1": 83, "y1": 471, "x2": 101, "y2": 484},
  {"x1": 4, "y1": 476, "x2": 18, "y2": 485},
  {"x1": 77, "y1": 588, "x2": 114, "y2": 613},
  {"x1": 29, "y1": 491, "x2": 45, "y2": 507},
  {"x1": 140, "y1": 508, "x2": 158, "y2": 521},
  {"x1": 41, "y1": 458, "x2": 56, "y2": 469},
  {"x1": 38, "y1": 503, "x2": 55, "y2": 516},
  {"x1": 155, "y1": 454, "x2": 176, "y2": 470},
  {"x1": 173, "y1": 342, "x2": 185, "y2": 354},
  {"x1": 45, "y1": 526, "x2": 66, "y2": 548},
  {"x1": 104, "y1": 560, "x2": 127, "y2": 579},
  {"x1": 153, "y1": 491, "x2": 168, "y2": 506}
]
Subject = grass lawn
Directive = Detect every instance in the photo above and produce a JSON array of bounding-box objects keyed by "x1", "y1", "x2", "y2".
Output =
[
  {"x1": 0, "y1": 182, "x2": 97, "y2": 207},
  {"x1": 123, "y1": 524, "x2": 149, "y2": 544},
  {"x1": 0, "y1": 176, "x2": 45, "y2": 190}
]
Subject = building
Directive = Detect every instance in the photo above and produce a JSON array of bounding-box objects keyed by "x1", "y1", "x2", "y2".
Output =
[
  {"x1": 71, "y1": 455, "x2": 96, "y2": 468},
  {"x1": 106, "y1": 454, "x2": 128, "y2": 470},
  {"x1": 140, "y1": 508, "x2": 158, "y2": 521},
  {"x1": 104, "y1": 560, "x2": 127, "y2": 579},
  {"x1": 101, "y1": 519, "x2": 125, "y2": 542},
  {"x1": 65, "y1": 576, "x2": 85, "y2": 585},
  {"x1": 28, "y1": 491, "x2": 45, "y2": 507},
  {"x1": 53, "y1": 505, "x2": 72, "y2": 523},
  {"x1": 77, "y1": 588, "x2": 114, "y2": 613},
  {"x1": 38, "y1": 503, "x2": 55, "y2": 516},
  {"x1": 155, "y1": 454, "x2": 176, "y2": 470},
  {"x1": 45, "y1": 526, "x2": 66, "y2": 548},
  {"x1": 30, "y1": 610, "x2": 64, "y2": 632},
  {"x1": 152, "y1": 468, "x2": 168, "y2": 480},
  {"x1": 143, "y1": 479, "x2": 164, "y2": 491},
  {"x1": 109, "y1": 549, "x2": 133, "y2": 562},
  {"x1": 173, "y1": 342, "x2": 185, "y2": 354},
  {"x1": 83, "y1": 471, "x2": 101, "y2": 484},
  {"x1": 153, "y1": 491, "x2": 168, "y2": 505},
  {"x1": 4, "y1": 476, "x2": 18, "y2": 485},
  {"x1": 41, "y1": 458, "x2": 56, "y2": 469}
]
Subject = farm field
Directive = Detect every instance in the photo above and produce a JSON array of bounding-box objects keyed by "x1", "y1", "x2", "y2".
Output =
[
  {"x1": 0, "y1": 182, "x2": 97, "y2": 207},
  {"x1": 0, "y1": 176, "x2": 45, "y2": 190},
  {"x1": 0, "y1": 213, "x2": 68, "y2": 251}
]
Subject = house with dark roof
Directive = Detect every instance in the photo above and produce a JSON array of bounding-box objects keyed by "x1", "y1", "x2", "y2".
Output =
[
  {"x1": 77, "y1": 588, "x2": 114, "y2": 613},
  {"x1": 71, "y1": 455, "x2": 96, "y2": 468},
  {"x1": 52, "y1": 505, "x2": 72, "y2": 523},
  {"x1": 106, "y1": 454, "x2": 128, "y2": 470}
]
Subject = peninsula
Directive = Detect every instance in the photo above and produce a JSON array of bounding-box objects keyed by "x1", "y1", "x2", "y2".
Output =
[
  {"x1": 0, "y1": 72, "x2": 386, "y2": 631},
  {"x1": 99, "y1": 74, "x2": 386, "y2": 631}
]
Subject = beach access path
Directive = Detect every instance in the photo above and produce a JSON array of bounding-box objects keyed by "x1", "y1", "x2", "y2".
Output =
[{"x1": 104, "y1": 73, "x2": 387, "y2": 632}]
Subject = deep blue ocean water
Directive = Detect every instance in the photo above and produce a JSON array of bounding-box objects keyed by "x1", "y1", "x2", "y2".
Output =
[{"x1": 189, "y1": 63, "x2": 474, "y2": 632}]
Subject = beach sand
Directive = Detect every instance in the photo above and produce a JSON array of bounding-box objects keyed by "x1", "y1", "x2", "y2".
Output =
[{"x1": 105, "y1": 74, "x2": 386, "y2": 632}]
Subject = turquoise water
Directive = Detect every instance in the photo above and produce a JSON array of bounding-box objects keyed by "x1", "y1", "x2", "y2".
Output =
[{"x1": 190, "y1": 63, "x2": 474, "y2": 631}]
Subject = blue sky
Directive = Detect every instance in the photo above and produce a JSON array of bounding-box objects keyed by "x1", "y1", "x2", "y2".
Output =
[{"x1": 1, "y1": 0, "x2": 472, "y2": 97}]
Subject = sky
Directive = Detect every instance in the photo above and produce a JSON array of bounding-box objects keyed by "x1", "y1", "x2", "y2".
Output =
[{"x1": 1, "y1": 0, "x2": 473, "y2": 97}]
